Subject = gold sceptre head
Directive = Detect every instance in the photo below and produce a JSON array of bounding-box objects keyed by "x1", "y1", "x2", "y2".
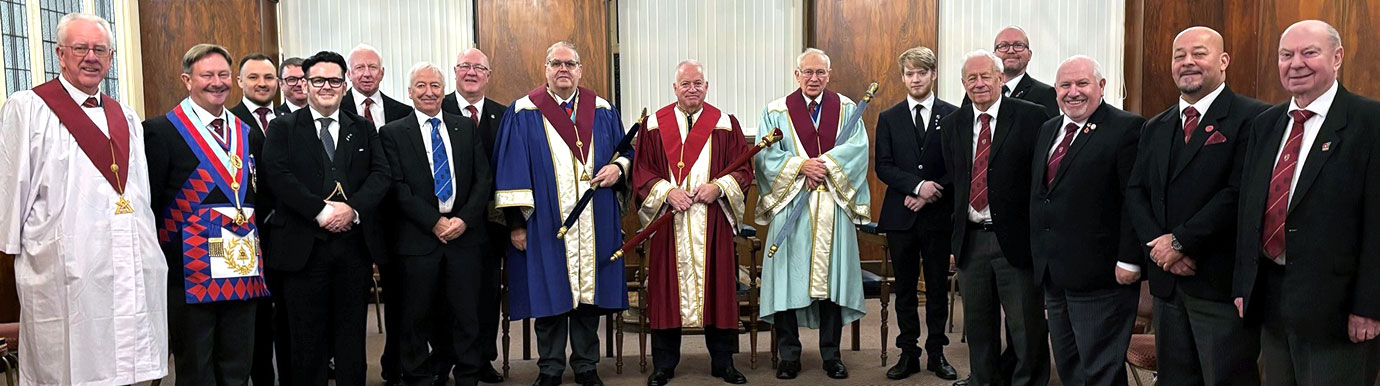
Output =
[
  {"x1": 861, "y1": 82, "x2": 880, "y2": 102},
  {"x1": 609, "y1": 249, "x2": 624, "y2": 262},
  {"x1": 556, "y1": 226, "x2": 570, "y2": 239}
]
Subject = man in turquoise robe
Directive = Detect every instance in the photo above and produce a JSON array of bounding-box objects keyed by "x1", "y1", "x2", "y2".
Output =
[{"x1": 754, "y1": 48, "x2": 871, "y2": 381}]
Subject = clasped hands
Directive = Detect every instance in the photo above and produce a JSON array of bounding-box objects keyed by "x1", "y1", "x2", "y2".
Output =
[
  {"x1": 431, "y1": 217, "x2": 469, "y2": 243},
  {"x1": 318, "y1": 200, "x2": 356, "y2": 233},
  {"x1": 905, "y1": 181, "x2": 945, "y2": 211},
  {"x1": 666, "y1": 183, "x2": 722, "y2": 212}
]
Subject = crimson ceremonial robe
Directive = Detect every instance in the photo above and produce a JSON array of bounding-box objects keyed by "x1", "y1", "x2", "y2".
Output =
[{"x1": 633, "y1": 102, "x2": 753, "y2": 330}]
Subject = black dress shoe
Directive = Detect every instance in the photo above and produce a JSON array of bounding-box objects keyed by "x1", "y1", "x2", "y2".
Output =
[
  {"x1": 823, "y1": 360, "x2": 849, "y2": 379},
  {"x1": 574, "y1": 370, "x2": 604, "y2": 386},
  {"x1": 431, "y1": 374, "x2": 449, "y2": 386},
  {"x1": 886, "y1": 354, "x2": 922, "y2": 380},
  {"x1": 532, "y1": 374, "x2": 561, "y2": 386},
  {"x1": 775, "y1": 360, "x2": 801, "y2": 379},
  {"x1": 711, "y1": 365, "x2": 748, "y2": 384},
  {"x1": 928, "y1": 353, "x2": 959, "y2": 380},
  {"x1": 646, "y1": 368, "x2": 674, "y2": 386},
  {"x1": 479, "y1": 363, "x2": 505, "y2": 383},
  {"x1": 952, "y1": 377, "x2": 970, "y2": 386}
]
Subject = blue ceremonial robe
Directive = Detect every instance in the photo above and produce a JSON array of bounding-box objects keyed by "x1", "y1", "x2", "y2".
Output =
[{"x1": 494, "y1": 86, "x2": 631, "y2": 319}]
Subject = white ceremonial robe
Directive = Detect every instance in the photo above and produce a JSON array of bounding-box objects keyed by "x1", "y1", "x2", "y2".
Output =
[{"x1": 0, "y1": 81, "x2": 169, "y2": 386}]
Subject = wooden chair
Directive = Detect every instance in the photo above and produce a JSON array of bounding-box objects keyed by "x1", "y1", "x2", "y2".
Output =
[
  {"x1": 734, "y1": 225, "x2": 768, "y2": 370},
  {"x1": 855, "y1": 223, "x2": 894, "y2": 365},
  {"x1": 1126, "y1": 281, "x2": 1157, "y2": 386}
]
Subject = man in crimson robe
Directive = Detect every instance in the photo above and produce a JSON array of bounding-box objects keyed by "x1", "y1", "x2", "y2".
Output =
[{"x1": 633, "y1": 60, "x2": 753, "y2": 386}]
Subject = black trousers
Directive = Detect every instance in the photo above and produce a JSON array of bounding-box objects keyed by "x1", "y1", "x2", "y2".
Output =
[
  {"x1": 886, "y1": 226, "x2": 952, "y2": 356},
  {"x1": 1254, "y1": 261, "x2": 1380, "y2": 386},
  {"x1": 535, "y1": 308, "x2": 604, "y2": 376},
  {"x1": 168, "y1": 293, "x2": 257, "y2": 386},
  {"x1": 393, "y1": 244, "x2": 486, "y2": 386},
  {"x1": 651, "y1": 328, "x2": 738, "y2": 371},
  {"x1": 957, "y1": 230, "x2": 1049, "y2": 386},
  {"x1": 773, "y1": 300, "x2": 844, "y2": 362},
  {"x1": 429, "y1": 221, "x2": 506, "y2": 378},
  {"x1": 1044, "y1": 283, "x2": 1138, "y2": 386},
  {"x1": 282, "y1": 234, "x2": 372, "y2": 386},
  {"x1": 379, "y1": 262, "x2": 403, "y2": 381},
  {"x1": 249, "y1": 268, "x2": 287, "y2": 386},
  {"x1": 1154, "y1": 287, "x2": 1260, "y2": 386}
]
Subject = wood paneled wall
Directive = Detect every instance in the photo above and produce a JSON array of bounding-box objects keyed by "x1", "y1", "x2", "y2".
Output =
[
  {"x1": 811, "y1": 0, "x2": 940, "y2": 217},
  {"x1": 476, "y1": 0, "x2": 610, "y2": 105},
  {"x1": 138, "y1": 0, "x2": 279, "y2": 115},
  {"x1": 1124, "y1": 0, "x2": 1380, "y2": 116}
]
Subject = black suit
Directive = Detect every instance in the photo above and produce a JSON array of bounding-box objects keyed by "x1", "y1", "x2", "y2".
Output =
[
  {"x1": 144, "y1": 112, "x2": 265, "y2": 386},
  {"x1": 379, "y1": 112, "x2": 492, "y2": 386},
  {"x1": 940, "y1": 96, "x2": 1052, "y2": 386},
  {"x1": 275, "y1": 102, "x2": 299, "y2": 116},
  {"x1": 1126, "y1": 87, "x2": 1268, "y2": 385},
  {"x1": 342, "y1": 89, "x2": 414, "y2": 127},
  {"x1": 230, "y1": 102, "x2": 276, "y2": 136},
  {"x1": 1235, "y1": 85, "x2": 1380, "y2": 385},
  {"x1": 228, "y1": 100, "x2": 287, "y2": 386},
  {"x1": 963, "y1": 74, "x2": 1060, "y2": 117},
  {"x1": 260, "y1": 107, "x2": 391, "y2": 386},
  {"x1": 874, "y1": 97, "x2": 958, "y2": 358},
  {"x1": 1030, "y1": 102, "x2": 1143, "y2": 386}
]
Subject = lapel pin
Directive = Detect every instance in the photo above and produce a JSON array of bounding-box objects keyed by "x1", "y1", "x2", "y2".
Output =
[
  {"x1": 1322, "y1": 142, "x2": 1332, "y2": 151},
  {"x1": 346, "y1": 133, "x2": 354, "y2": 142},
  {"x1": 1205, "y1": 125, "x2": 1215, "y2": 132}
]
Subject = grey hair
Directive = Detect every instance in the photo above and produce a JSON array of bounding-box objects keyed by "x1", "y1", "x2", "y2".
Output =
[
  {"x1": 1060, "y1": 55, "x2": 1104, "y2": 80},
  {"x1": 545, "y1": 41, "x2": 580, "y2": 63},
  {"x1": 56, "y1": 13, "x2": 113, "y2": 47},
  {"x1": 407, "y1": 61, "x2": 445, "y2": 85},
  {"x1": 674, "y1": 59, "x2": 709, "y2": 83},
  {"x1": 1283, "y1": 20, "x2": 1343, "y2": 49},
  {"x1": 347, "y1": 43, "x2": 383, "y2": 67},
  {"x1": 959, "y1": 49, "x2": 1004, "y2": 78},
  {"x1": 797, "y1": 48, "x2": 831, "y2": 69}
]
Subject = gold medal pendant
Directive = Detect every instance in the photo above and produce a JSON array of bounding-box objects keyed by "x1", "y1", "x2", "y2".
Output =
[
  {"x1": 229, "y1": 154, "x2": 243, "y2": 171},
  {"x1": 581, "y1": 171, "x2": 592, "y2": 181},
  {"x1": 234, "y1": 209, "x2": 248, "y2": 226},
  {"x1": 115, "y1": 196, "x2": 134, "y2": 215}
]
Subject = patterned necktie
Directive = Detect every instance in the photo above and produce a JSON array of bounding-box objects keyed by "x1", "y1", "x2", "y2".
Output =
[
  {"x1": 465, "y1": 105, "x2": 479, "y2": 125},
  {"x1": 362, "y1": 98, "x2": 376, "y2": 125},
  {"x1": 81, "y1": 97, "x2": 100, "y2": 108},
  {"x1": 254, "y1": 107, "x2": 272, "y2": 131},
  {"x1": 969, "y1": 113, "x2": 993, "y2": 211},
  {"x1": 318, "y1": 117, "x2": 336, "y2": 161},
  {"x1": 1261, "y1": 109, "x2": 1315, "y2": 262},
  {"x1": 209, "y1": 118, "x2": 228, "y2": 149},
  {"x1": 809, "y1": 101, "x2": 820, "y2": 124},
  {"x1": 1046, "y1": 123, "x2": 1080, "y2": 185},
  {"x1": 561, "y1": 101, "x2": 575, "y2": 122},
  {"x1": 1182, "y1": 106, "x2": 1200, "y2": 143},
  {"x1": 429, "y1": 118, "x2": 453, "y2": 203}
]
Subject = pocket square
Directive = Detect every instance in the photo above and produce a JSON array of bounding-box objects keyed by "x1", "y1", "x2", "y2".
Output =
[{"x1": 1205, "y1": 131, "x2": 1228, "y2": 145}]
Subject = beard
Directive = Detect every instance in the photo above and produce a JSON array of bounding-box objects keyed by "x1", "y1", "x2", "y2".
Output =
[
  {"x1": 1177, "y1": 82, "x2": 1203, "y2": 95},
  {"x1": 247, "y1": 91, "x2": 275, "y2": 106}
]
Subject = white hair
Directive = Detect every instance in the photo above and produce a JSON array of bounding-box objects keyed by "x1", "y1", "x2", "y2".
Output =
[
  {"x1": 347, "y1": 43, "x2": 383, "y2": 67},
  {"x1": 407, "y1": 61, "x2": 445, "y2": 85},
  {"x1": 960, "y1": 49, "x2": 1004, "y2": 78},
  {"x1": 545, "y1": 41, "x2": 580, "y2": 63},
  {"x1": 56, "y1": 13, "x2": 113, "y2": 47},
  {"x1": 1060, "y1": 55, "x2": 1104, "y2": 80},
  {"x1": 1283, "y1": 20, "x2": 1343, "y2": 49},
  {"x1": 796, "y1": 48, "x2": 831, "y2": 70},
  {"x1": 674, "y1": 59, "x2": 709, "y2": 83}
]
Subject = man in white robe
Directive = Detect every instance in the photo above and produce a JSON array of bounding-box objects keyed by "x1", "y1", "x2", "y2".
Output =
[{"x1": 0, "y1": 12, "x2": 168, "y2": 386}]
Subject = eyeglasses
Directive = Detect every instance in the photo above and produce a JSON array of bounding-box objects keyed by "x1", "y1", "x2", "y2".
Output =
[
  {"x1": 676, "y1": 80, "x2": 707, "y2": 90},
  {"x1": 547, "y1": 60, "x2": 580, "y2": 70},
  {"x1": 60, "y1": 45, "x2": 114, "y2": 58},
  {"x1": 456, "y1": 63, "x2": 491, "y2": 73},
  {"x1": 799, "y1": 69, "x2": 829, "y2": 78},
  {"x1": 351, "y1": 64, "x2": 382, "y2": 74},
  {"x1": 995, "y1": 42, "x2": 1029, "y2": 53},
  {"x1": 307, "y1": 77, "x2": 346, "y2": 88},
  {"x1": 282, "y1": 76, "x2": 304, "y2": 85}
]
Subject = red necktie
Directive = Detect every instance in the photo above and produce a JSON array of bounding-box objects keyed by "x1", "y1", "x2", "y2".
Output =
[
  {"x1": 1261, "y1": 109, "x2": 1315, "y2": 261},
  {"x1": 466, "y1": 105, "x2": 479, "y2": 125},
  {"x1": 808, "y1": 101, "x2": 820, "y2": 123},
  {"x1": 1046, "y1": 123, "x2": 1080, "y2": 186},
  {"x1": 969, "y1": 113, "x2": 993, "y2": 211},
  {"x1": 81, "y1": 97, "x2": 100, "y2": 108},
  {"x1": 562, "y1": 101, "x2": 574, "y2": 119},
  {"x1": 1183, "y1": 106, "x2": 1200, "y2": 143},
  {"x1": 209, "y1": 118, "x2": 228, "y2": 149},
  {"x1": 363, "y1": 98, "x2": 376, "y2": 124},
  {"x1": 254, "y1": 107, "x2": 271, "y2": 131}
]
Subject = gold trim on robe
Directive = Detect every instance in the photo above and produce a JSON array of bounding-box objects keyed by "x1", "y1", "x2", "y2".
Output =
[
  {"x1": 712, "y1": 174, "x2": 745, "y2": 230},
  {"x1": 754, "y1": 155, "x2": 806, "y2": 224},
  {"x1": 542, "y1": 113, "x2": 598, "y2": 307},
  {"x1": 638, "y1": 179, "x2": 675, "y2": 226},
  {"x1": 820, "y1": 154, "x2": 872, "y2": 223}
]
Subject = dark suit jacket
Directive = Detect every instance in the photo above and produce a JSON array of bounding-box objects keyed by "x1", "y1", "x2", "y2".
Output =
[
  {"x1": 230, "y1": 102, "x2": 273, "y2": 136},
  {"x1": 963, "y1": 74, "x2": 1061, "y2": 117},
  {"x1": 274, "y1": 102, "x2": 299, "y2": 117},
  {"x1": 875, "y1": 97, "x2": 959, "y2": 232},
  {"x1": 260, "y1": 107, "x2": 392, "y2": 271},
  {"x1": 1234, "y1": 85, "x2": 1380, "y2": 337},
  {"x1": 341, "y1": 90, "x2": 414, "y2": 126},
  {"x1": 379, "y1": 112, "x2": 493, "y2": 257},
  {"x1": 1127, "y1": 87, "x2": 1269, "y2": 300},
  {"x1": 942, "y1": 96, "x2": 1053, "y2": 268},
  {"x1": 441, "y1": 93, "x2": 507, "y2": 160},
  {"x1": 1029, "y1": 102, "x2": 1144, "y2": 291}
]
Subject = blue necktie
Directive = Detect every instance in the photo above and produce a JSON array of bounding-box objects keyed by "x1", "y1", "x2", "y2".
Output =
[
  {"x1": 429, "y1": 118, "x2": 453, "y2": 203},
  {"x1": 561, "y1": 101, "x2": 576, "y2": 122}
]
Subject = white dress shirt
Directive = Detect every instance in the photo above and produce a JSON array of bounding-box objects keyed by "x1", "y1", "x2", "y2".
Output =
[
  {"x1": 801, "y1": 90, "x2": 823, "y2": 125},
  {"x1": 1004, "y1": 73, "x2": 1026, "y2": 97},
  {"x1": 455, "y1": 93, "x2": 485, "y2": 122},
  {"x1": 241, "y1": 97, "x2": 277, "y2": 125},
  {"x1": 1269, "y1": 81, "x2": 1339, "y2": 264},
  {"x1": 967, "y1": 96, "x2": 1002, "y2": 223},
  {"x1": 1178, "y1": 82, "x2": 1226, "y2": 125},
  {"x1": 1048, "y1": 116, "x2": 1089, "y2": 158},
  {"x1": 418, "y1": 113, "x2": 456, "y2": 212},
  {"x1": 58, "y1": 75, "x2": 109, "y2": 135},
  {"x1": 352, "y1": 88, "x2": 386, "y2": 129}
]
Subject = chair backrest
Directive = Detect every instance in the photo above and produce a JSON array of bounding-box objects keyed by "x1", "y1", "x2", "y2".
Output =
[{"x1": 0, "y1": 254, "x2": 17, "y2": 323}]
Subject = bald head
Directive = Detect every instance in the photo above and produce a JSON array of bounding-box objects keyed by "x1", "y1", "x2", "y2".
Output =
[
  {"x1": 1055, "y1": 55, "x2": 1106, "y2": 123},
  {"x1": 455, "y1": 48, "x2": 492, "y2": 101},
  {"x1": 1171, "y1": 26, "x2": 1230, "y2": 102},
  {"x1": 1278, "y1": 20, "x2": 1344, "y2": 107},
  {"x1": 994, "y1": 26, "x2": 1032, "y2": 78}
]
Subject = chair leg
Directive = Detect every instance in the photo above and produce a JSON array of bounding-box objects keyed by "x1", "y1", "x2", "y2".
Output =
[
  {"x1": 605, "y1": 314, "x2": 614, "y2": 358},
  {"x1": 1, "y1": 353, "x2": 16, "y2": 386},
  {"x1": 501, "y1": 309, "x2": 511, "y2": 378},
  {"x1": 948, "y1": 275, "x2": 958, "y2": 333},
  {"x1": 770, "y1": 327, "x2": 779, "y2": 369},
  {"x1": 1127, "y1": 363, "x2": 1146, "y2": 386},
  {"x1": 881, "y1": 283, "x2": 891, "y2": 366},
  {"x1": 616, "y1": 311, "x2": 624, "y2": 374},
  {"x1": 639, "y1": 288, "x2": 648, "y2": 374},
  {"x1": 522, "y1": 318, "x2": 532, "y2": 360},
  {"x1": 373, "y1": 273, "x2": 385, "y2": 334},
  {"x1": 150, "y1": 379, "x2": 162, "y2": 386},
  {"x1": 851, "y1": 320, "x2": 860, "y2": 351},
  {"x1": 749, "y1": 319, "x2": 759, "y2": 370}
]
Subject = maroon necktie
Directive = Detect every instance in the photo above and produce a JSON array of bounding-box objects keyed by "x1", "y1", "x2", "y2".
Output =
[
  {"x1": 1261, "y1": 109, "x2": 1315, "y2": 261},
  {"x1": 1045, "y1": 123, "x2": 1080, "y2": 185},
  {"x1": 808, "y1": 101, "x2": 820, "y2": 124},
  {"x1": 363, "y1": 98, "x2": 376, "y2": 124},
  {"x1": 81, "y1": 97, "x2": 100, "y2": 108},
  {"x1": 969, "y1": 113, "x2": 993, "y2": 211},
  {"x1": 466, "y1": 105, "x2": 480, "y2": 125},
  {"x1": 209, "y1": 118, "x2": 228, "y2": 149},
  {"x1": 254, "y1": 107, "x2": 271, "y2": 131},
  {"x1": 1183, "y1": 106, "x2": 1200, "y2": 143}
]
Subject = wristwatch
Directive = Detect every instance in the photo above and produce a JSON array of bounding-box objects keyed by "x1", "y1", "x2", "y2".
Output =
[{"x1": 1170, "y1": 234, "x2": 1183, "y2": 251}]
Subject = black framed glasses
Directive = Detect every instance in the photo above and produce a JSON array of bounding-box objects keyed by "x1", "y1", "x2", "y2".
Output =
[
  {"x1": 307, "y1": 77, "x2": 346, "y2": 88},
  {"x1": 282, "y1": 76, "x2": 304, "y2": 85},
  {"x1": 995, "y1": 42, "x2": 1029, "y2": 53}
]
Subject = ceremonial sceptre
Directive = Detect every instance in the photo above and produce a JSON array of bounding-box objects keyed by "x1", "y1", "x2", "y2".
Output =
[
  {"x1": 556, "y1": 108, "x2": 648, "y2": 239},
  {"x1": 610, "y1": 127, "x2": 785, "y2": 261},
  {"x1": 767, "y1": 82, "x2": 879, "y2": 258}
]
